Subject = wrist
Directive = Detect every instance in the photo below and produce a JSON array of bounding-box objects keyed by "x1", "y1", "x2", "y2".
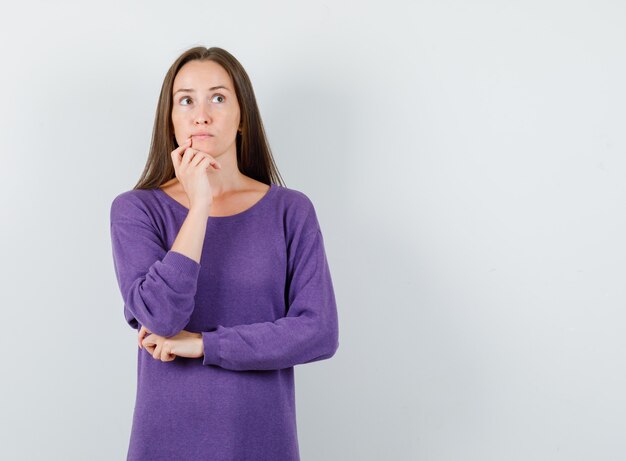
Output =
[{"x1": 197, "y1": 334, "x2": 204, "y2": 357}]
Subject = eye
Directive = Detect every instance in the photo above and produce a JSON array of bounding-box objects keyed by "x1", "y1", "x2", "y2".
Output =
[
  {"x1": 212, "y1": 94, "x2": 225, "y2": 103},
  {"x1": 179, "y1": 96, "x2": 192, "y2": 105}
]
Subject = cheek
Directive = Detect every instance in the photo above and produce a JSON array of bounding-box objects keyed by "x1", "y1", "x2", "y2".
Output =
[
  {"x1": 171, "y1": 112, "x2": 187, "y2": 134},
  {"x1": 228, "y1": 109, "x2": 240, "y2": 127}
]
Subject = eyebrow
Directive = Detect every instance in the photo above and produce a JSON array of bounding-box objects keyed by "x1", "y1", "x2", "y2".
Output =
[{"x1": 173, "y1": 86, "x2": 231, "y2": 95}]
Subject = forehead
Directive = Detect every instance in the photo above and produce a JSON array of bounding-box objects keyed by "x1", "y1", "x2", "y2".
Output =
[{"x1": 173, "y1": 60, "x2": 234, "y2": 91}]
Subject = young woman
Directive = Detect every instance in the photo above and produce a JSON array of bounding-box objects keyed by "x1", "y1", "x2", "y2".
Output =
[{"x1": 109, "y1": 46, "x2": 339, "y2": 460}]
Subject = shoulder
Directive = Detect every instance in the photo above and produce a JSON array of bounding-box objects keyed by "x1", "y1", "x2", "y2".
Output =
[
  {"x1": 273, "y1": 184, "x2": 315, "y2": 211},
  {"x1": 110, "y1": 188, "x2": 157, "y2": 223},
  {"x1": 273, "y1": 184, "x2": 320, "y2": 236}
]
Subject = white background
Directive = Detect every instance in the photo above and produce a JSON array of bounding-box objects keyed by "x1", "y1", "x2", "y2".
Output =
[{"x1": 1, "y1": 1, "x2": 625, "y2": 459}]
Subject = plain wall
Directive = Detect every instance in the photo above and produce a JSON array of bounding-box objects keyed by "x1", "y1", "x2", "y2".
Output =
[{"x1": 1, "y1": 1, "x2": 625, "y2": 459}]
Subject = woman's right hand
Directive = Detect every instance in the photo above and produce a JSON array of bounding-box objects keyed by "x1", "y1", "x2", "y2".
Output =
[{"x1": 170, "y1": 137, "x2": 221, "y2": 210}]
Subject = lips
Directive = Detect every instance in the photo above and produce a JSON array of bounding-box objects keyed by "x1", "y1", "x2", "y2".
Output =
[{"x1": 192, "y1": 133, "x2": 213, "y2": 137}]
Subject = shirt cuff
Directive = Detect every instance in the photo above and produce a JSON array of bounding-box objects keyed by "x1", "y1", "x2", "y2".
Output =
[
  {"x1": 162, "y1": 250, "x2": 201, "y2": 277},
  {"x1": 202, "y1": 330, "x2": 222, "y2": 366}
]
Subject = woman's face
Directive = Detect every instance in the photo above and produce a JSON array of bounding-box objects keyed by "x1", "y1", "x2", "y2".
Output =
[{"x1": 171, "y1": 60, "x2": 241, "y2": 159}]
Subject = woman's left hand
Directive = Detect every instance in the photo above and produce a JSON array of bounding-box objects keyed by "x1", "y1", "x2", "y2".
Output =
[{"x1": 139, "y1": 326, "x2": 203, "y2": 362}]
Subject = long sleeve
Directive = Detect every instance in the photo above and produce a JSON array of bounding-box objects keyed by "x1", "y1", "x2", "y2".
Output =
[
  {"x1": 109, "y1": 193, "x2": 201, "y2": 337},
  {"x1": 201, "y1": 224, "x2": 339, "y2": 371}
]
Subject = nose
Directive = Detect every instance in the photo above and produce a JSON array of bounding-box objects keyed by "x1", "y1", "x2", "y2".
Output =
[{"x1": 194, "y1": 101, "x2": 212, "y2": 125}]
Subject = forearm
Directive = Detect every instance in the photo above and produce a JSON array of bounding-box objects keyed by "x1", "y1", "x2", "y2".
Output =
[
  {"x1": 171, "y1": 206, "x2": 211, "y2": 264},
  {"x1": 200, "y1": 307, "x2": 339, "y2": 371}
]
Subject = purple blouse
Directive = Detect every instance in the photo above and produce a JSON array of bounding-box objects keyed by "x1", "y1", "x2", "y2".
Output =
[{"x1": 109, "y1": 182, "x2": 339, "y2": 460}]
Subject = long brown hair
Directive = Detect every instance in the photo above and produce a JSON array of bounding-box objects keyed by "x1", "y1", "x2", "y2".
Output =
[{"x1": 133, "y1": 46, "x2": 285, "y2": 190}]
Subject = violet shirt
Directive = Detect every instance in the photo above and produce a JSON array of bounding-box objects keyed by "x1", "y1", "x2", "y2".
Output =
[{"x1": 109, "y1": 182, "x2": 339, "y2": 461}]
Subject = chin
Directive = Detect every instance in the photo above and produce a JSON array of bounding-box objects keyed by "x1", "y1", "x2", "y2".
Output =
[{"x1": 192, "y1": 138, "x2": 215, "y2": 147}]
